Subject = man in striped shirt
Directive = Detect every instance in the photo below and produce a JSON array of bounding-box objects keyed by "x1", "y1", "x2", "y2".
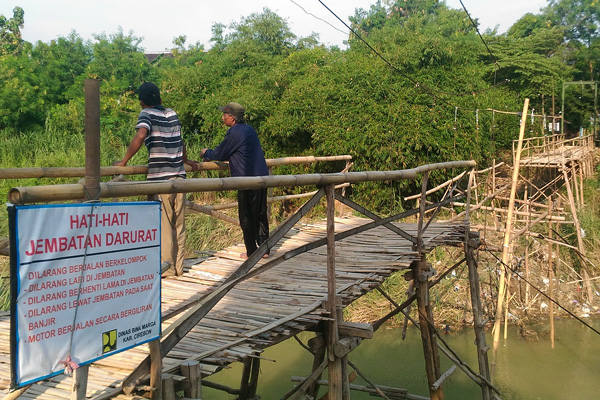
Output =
[{"x1": 114, "y1": 82, "x2": 199, "y2": 276}]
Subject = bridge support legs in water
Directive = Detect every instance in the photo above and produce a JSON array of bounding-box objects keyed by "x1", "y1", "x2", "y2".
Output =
[{"x1": 239, "y1": 355, "x2": 261, "y2": 400}]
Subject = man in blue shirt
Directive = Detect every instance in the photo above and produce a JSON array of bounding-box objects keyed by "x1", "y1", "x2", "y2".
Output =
[{"x1": 201, "y1": 102, "x2": 270, "y2": 259}]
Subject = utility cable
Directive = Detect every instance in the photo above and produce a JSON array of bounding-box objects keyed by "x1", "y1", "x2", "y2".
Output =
[
  {"x1": 289, "y1": 0, "x2": 347, "y2": 35},
  {"x1": 484, "y1": 245, "x2": 600, "y2": 337},
  {"x1": 316, "y1": 0, "x2": 506, "y2": 102},
  {"x1": 458, "y1": 0, "x2": 499, "y2": 70}
]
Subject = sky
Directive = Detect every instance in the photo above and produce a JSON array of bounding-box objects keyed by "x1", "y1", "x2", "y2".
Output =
[{"x1": 2, "y1": 0, "x2": 549, "y2": 52}]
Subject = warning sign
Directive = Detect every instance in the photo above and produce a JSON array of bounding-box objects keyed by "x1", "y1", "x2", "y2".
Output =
[{"x1": 9, "y1": 202, "x2": 161, "y2": 387}]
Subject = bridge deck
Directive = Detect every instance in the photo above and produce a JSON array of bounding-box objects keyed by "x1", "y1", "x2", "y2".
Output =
[
  {"x1": 0, "y1": 216, "x2": 467, "y2": 399},
  {"x1": 519, "y1": 144, "x2": 593, "y2": 168}
]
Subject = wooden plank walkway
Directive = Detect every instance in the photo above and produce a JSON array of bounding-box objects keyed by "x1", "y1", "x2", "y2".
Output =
[
  {"x1": 0, "y1": 216, "x2": 467, "y2": 399},
  {"x1": 519, "y1": 144, "x2": 594, "y2": 168}
]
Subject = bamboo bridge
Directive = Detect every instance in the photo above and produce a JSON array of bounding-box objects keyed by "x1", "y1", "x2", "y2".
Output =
[{"x1": 0, "y1": 91, "x2": 597, "y2": 400}]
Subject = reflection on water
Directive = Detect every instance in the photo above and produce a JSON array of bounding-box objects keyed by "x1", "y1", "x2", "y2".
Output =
[{"x1": 203, "y1": 318, "x2": 600, "y2": 399}]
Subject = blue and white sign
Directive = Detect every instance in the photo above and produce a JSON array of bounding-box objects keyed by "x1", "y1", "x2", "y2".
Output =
[{"x1": 10, "y1": 202, "x2": 161, "y2": 387}]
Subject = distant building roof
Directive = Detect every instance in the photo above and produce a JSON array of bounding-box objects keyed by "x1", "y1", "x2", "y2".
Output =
[{"x1": 145, "y1": 52, "x2": 174, "y2": 63}]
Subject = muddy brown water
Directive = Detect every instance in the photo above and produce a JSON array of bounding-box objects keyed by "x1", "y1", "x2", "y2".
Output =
[{"x1": 203, "y1": 318, "x2": 600, "y2": 399}]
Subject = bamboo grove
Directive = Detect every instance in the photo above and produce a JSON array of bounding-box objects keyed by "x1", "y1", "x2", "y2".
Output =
[{"x1": 0, "y1": 0, "x2": 599, "y2": 212}]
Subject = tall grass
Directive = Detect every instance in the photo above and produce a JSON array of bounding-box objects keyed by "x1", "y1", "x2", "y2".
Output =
[{"x1": 0, "y1": 125, "x2": 219, "y2": 310}]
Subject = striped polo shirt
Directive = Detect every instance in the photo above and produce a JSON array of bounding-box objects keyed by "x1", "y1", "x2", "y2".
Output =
[{"x1": 136, "y1": 105, "x2": 186, "y2": 181}]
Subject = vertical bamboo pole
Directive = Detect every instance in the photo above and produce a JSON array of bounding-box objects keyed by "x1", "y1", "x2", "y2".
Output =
[
  {"x1": 149, "y1": 340, "x2": 163, "y2": 400},
  {"x1": 492, "y1": 98, "x2": 529, "y2": 375},
  {"x1": 578, "y1": 163, "x2": 584, "y2": 208},
  {"x1": 464, "y1": 169, "x2": 492, "y2": 400},
  {"x1": 84, "y1": 79, "x2": 101, "y2": 201},
  {"x1": 572, "y1": 162, "x2": 581, "y2": 208},
  {"x1": 325, "y1": 184, "x2": 343, "y2": 400},
  {"x1": 71, "y1": 78, "x2": 101, "y2": 400},
  {"x1": 525, "y1": 242, "x2": 530, "y2": 309},
  {"x1": 548, "y1": 199, "x2": 555, "y2": 348},
  {"x1": 239, "y1": 357, "x2": 252, "y2": 400},
  {"x1": 307, "y1": 335, "x2": 326, "y2": 398},
  {"x1": 562, "y1": 164, "x2": 593, "y2": 304},
  {"x1": 249, "y1": 357, "x2": 260, "y2": 398},
  {"x1": 492, "y1": 159, "x2": 498, "y2": 230},
  {"x1": 414, "y1": 172, "x2": 443, "y2": 400}
]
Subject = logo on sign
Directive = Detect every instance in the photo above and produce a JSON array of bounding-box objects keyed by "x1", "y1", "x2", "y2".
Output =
[{"x1": 102, "y1": 330, "x2": 117, "y2": 353}]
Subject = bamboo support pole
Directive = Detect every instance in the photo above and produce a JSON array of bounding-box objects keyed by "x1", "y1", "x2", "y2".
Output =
[
  {"x1": 403, "y1": 170, "x2": 467, "y2": 201},
  {"x1": 464, "y1": 169, "x2": 493, "y2": 400},
  {"x1": 325, "y1": 184, "x2": 343, "y2": 400},
  {"x1": 562, "y1": 165, "x2": 593, "y2": 304},
  {"x1": 578, "y1": 162, "x2": 584, "y2": 208},
  {"x1": 571, "y1": 162, "x2": 581, "y2": 208},
  {"x1": 413, "y1": 172, "x2": 443, "y2": 400},
  {"x1": 0, "y1": 155, "x2": 352, "y2": 179},
  {"x1": 185, "y1": 200, "x2": 240, "y2": 226},
  {"x1": 548, "y1": 200, "x2": 555, "y2": 349},
  {"x1": 492, "y1": 98, "x2": 529, "y2": 375},
  {"x1": 149, "y1": 340, "x2": 163, "y2": 400},
  {"x1": 70, "y1": 78, "x2": 101, "y2": 400},
  {"x1": 307, "y1": 335, "x2": 326, "y2": 398},
  {"x1": 8, "y1": 161, "x2": 476, "y2": 205},
  {"x1": 208, "y1": 183, "x2": 350, "y2": 211}
]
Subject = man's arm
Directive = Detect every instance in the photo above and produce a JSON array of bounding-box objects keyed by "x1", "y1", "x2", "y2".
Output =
[
  {"x1": 113, "y1": 128, "x2": 147, "y2": 167},
  {"x1": 183, "y1": 144, "x2": 200, "y2": 171}
]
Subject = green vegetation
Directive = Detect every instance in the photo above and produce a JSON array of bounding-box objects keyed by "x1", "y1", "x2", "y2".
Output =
[{"x1": 1, "y1": 1, "x2": 600, "y2": 312}]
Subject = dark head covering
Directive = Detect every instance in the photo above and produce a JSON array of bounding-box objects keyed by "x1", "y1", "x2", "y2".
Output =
[
  {"x1": 218, "y1": 102, "x2": 245, "y2": 121},
  {"x1": 138, "y1": 82, "x2": 161, "y2": 106}
]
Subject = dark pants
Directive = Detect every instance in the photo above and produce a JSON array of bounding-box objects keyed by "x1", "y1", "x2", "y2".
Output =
[{"x1": 238, "y1": 188, "x2": 269, "y2": 256}]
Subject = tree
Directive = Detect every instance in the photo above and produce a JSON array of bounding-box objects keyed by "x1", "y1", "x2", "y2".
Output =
[
  {"x1": 30, "y1": 32, "x2": 92, "y2": 104},
  {"x1": 546, "y1": 0, "x2": 600, "y2": 47},
  {"x1": 0, "y1": 6, "x2": 24, "y2": 56},
  {"x1": 86, "y1": 28, "x2": 157, "y2": 95}
]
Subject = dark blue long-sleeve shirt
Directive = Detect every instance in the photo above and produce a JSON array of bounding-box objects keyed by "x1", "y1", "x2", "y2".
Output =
[{"x1": 204, "y1": 123, "x2": 268, "y2": 177}]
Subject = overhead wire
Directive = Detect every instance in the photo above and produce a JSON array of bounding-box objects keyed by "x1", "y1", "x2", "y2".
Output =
[
  {"x1": 311, "y1": 0, "x2": 510, "y2": 107},
  {"x1": 458, "y1": 0, "x2": 499, "y2": 71},
  {"x1": 288, "y1": 0, "x2": 347, "y2": 35},
  {"x1": 315, "y1": 0, "x2": 502, "y2": 100}
]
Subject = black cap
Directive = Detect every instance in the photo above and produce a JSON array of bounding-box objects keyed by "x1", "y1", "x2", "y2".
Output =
[
  {"x1": 138, "y1": 82, "x2": 161, "y2": 106},
  {"x1": 218, "y1": 102, "x2": 245, "y2": 120}
]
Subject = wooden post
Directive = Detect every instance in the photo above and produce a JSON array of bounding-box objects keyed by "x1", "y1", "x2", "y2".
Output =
[
  {"x1": 325, "y1": 184, "x2": 343, "y2": 400},
  {"x1": 70, "y1": 364, "x2": 88, "y2": 400},
  {"x1": 180, "y1": 360, "x2": 202, "y2": 399},
  {"x1": 307, "y1": 335, "x2": 326, "y2": 398},
  {"x1": 71, "y1": 78, "x2": 101, "y2": 400},
  {"x1": 239, "y1": 357, "x2": 253, "y2": 400},
  {"x1": 464, "y1": 169, "x2": 492, "y2": 400},
  {"x1": 249, "y1": 357, "x2": 260, "y2": 399},
  {"x1": 149, "y1": 340, "x2": 163, "y2": 400},
  {"x1": 413, "y1": 172, "x2": 443, "y2": 400},
  {"x1": 267, "y1": 166, "x2": 273, "y2": 219},
  {"x1": 492, "y1": 98, "x2": 529, "y2": 374},
  {"x1": 84, "y1": 79, "x2": 101, "y2": 201},
  {"x1": 162, "y1": 375, "x2": 176, "y2": 400}
]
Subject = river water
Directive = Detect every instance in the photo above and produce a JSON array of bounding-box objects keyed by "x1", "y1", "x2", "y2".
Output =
[{"x1": 203, "y1": 318, "x2": 600, "y2": 399}]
